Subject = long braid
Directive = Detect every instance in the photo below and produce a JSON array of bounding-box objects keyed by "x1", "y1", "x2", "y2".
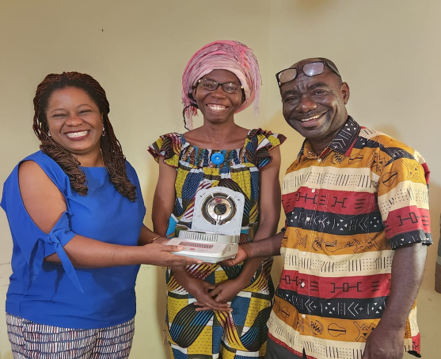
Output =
[
  {"x1": 33, "y1": 72, "x2": 136, "y2": 201},
  {"x1": 101, "y1": 114, "x2": 136, "y2": 201}
]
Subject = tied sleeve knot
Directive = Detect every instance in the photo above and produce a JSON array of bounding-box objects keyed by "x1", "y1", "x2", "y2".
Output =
[
  {"x1": 47, "y1": 232, "x2": 62, "y2": 245},
  {"x1": 26, "y1": 212, "x2": 83, "y2": 293}
]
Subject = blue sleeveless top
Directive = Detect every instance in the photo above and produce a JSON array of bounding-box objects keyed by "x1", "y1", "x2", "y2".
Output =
[{"x1": 0, "y1": 151, "x2": 146, "y2": 329}]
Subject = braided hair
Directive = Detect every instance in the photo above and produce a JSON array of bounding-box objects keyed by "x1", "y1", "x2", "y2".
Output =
[{"x1": 33, "y1": 72, "x2": 137, "y2": 201}]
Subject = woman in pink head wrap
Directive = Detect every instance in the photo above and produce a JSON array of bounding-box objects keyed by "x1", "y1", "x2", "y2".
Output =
[{"x1": 149, "y1": 40, "x2": 286, "y2": 359}]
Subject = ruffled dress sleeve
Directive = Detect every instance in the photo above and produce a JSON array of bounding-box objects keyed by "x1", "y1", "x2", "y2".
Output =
[
  {"x1": 148, "y1": 133, "x2": 183, "y2": 168},
  {"x1": 246, "y1": 128, "x2": 287, "y2": 168}
]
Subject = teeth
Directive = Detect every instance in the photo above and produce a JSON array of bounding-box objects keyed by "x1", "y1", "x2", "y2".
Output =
[
  {"x1": 208, "y1": 105, "x2": 226, "y2": 111},
  {"x1": 66, "y1": 131, "x2": 88, "y2": 138},
  {"x1": 301, "y1": 114, "x2": 322, "y2": 122}
]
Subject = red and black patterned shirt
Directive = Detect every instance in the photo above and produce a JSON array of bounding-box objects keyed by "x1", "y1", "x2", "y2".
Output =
[{"x1": 268, "y1": 117, "x2": 431, "y2": 359}]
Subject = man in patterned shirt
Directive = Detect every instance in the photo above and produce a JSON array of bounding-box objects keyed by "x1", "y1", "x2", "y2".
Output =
[{"x1": 225, "y1": 58, "x2": 431, "y2": 359}]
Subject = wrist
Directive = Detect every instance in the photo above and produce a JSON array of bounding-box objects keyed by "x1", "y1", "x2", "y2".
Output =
[
  {"x1": 376, "y1": 316, "x2": 406, "y2": 332},
  {"x1": 153, "y1": 236, "x2": 168, "y2": 244},
  {"x1": 241, "y1": 242, "x2": 253, "y2": 259},
  {"x1": 122, "y1": 245, "x2": 146, "y2": 266},
  {"x1": 145, "y1": 234, "x2": 164, "y2": 244},
  {"x1": 172, "y1": 266, "x2": 191, "y2": 282}
]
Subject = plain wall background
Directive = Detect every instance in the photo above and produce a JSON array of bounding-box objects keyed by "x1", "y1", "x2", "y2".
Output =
[{"x1": 0, "y1": 1, "x2": 439, "y2": 358}]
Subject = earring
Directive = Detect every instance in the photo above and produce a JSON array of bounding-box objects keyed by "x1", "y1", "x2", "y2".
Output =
[
  {"x1": 101, "y1": 124, "x2": 106, "y2": 137},
  {"x1": 48, "y1": 131, "x2": 51, "y2": 138}
]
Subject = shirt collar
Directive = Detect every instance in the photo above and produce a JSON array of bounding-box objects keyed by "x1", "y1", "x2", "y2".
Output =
[{"x1": 296, "y1": 116, "x2": 361, "y2": 159}]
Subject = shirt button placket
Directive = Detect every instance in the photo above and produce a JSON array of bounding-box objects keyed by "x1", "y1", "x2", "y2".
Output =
[{"x1": 308, "y1": 157, "x2": 323, "y2": 326}]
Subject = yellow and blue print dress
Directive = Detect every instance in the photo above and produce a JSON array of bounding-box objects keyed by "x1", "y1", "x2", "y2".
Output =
[{"x1": 149, "y1": 129, "x2": 286, "y2": 359}]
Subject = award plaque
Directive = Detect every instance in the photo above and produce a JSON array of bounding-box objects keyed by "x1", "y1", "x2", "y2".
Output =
[{"x1": 166, "y1": 187, "x2": 244, "y2": 263}]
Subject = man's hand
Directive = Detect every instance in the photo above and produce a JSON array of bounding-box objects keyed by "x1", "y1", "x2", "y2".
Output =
[
  {"x1": 222, "y1": 232, "x2": 284, "y2": 267},
  {"x1": 361, "y1": 243, "x2": 426, "y2": 359},
  {"x1": 222, "y1": 246, "x2": 249, "y2": 266},
  {"x1": 362, "y1": 322, "x2": 405, "y2": 359}
]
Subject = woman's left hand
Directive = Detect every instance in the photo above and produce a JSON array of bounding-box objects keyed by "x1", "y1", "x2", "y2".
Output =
[
  {"x1": 194, "y1": 278, "x2": 248, "y2": 311},
  {"x1": 213, "y1": 279, "x2": 247, "y2": 303}
]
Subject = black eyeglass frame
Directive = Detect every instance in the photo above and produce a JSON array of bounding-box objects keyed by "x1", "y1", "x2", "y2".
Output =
[
  {"x1": 196, "y1": 78, "x2": 244, "y2": 94},
  {"x1": 275, "y1": 61, "x2": 341, "y2": 87}
]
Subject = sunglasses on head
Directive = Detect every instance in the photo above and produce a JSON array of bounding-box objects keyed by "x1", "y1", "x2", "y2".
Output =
[{"x1": 275, "y1": 61, "x2": 341, "y2": 87}]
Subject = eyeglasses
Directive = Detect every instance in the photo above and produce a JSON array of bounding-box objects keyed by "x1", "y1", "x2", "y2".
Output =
[
  {"x1": 197, "y1": 78, "x2": 243, "y2": 94},
  {"x1": 275, "y1": 61, "x2": 341, "y2": 87}
]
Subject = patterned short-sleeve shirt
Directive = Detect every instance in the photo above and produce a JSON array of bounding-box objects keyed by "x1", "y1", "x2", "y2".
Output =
[{"x1": 268, "y1": 117, "x2": 431, "y2": 359}]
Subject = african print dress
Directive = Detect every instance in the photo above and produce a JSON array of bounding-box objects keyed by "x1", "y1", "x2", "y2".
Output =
[{"x1": 149, "y1": 129, "x2": 286, "y2": 359}]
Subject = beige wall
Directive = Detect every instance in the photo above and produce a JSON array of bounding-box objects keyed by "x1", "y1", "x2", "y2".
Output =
[{"x1": 0, "y1": 1, "x2": 439, "y2": 358}]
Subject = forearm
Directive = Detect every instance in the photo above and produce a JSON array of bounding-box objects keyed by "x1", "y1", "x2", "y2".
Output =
[
  {"x1": 152, "y1": 213, "x2": 169, "y2": 236},
  {"x1": 380, "y1": 243, "x2": 427, "y2": 329},
  {"x1": 171, "y1": 265, "x2": 192, "y2": 287},
  {"x1": 151, "y1": 201, "x2": 173, "y2": 237},
  {"x1": 45, "y1": 234, "x2": 149, "y2": 267},
  {"x1": 243, "y1": 231, "x2": 284, "y2": 259},
  {"x1": 236, "y1": 218, "x2": 279, "y2": 283},
  {"x1": 152, "y1": 160, "x2": 176, "y2": 236},
  {"x1": 233, "y1": 257, "x2": 263, "y2": 286}
]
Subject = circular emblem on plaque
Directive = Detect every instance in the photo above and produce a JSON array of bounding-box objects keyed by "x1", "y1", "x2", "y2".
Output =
[{"x1": 202, "y1": 192, "x2": 237, "y2": 225}]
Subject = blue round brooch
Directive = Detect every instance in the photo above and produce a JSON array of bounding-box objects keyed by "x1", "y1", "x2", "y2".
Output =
[{"x1": 210, "y1": 152, "x2": 225, "y2": 165}]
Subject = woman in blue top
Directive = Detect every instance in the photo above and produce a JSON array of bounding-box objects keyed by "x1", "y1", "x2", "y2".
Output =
[{"x1": 1, "y1": 72, "x2": 200, "y2": 359}]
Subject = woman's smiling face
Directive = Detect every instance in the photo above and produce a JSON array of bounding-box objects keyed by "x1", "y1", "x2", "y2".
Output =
[
  {"x1": 45, "y1": 86, "x2": 103, "y2": 162},
  {"x1": 193, "y1": 69, "x2": 244, "y2": 125}
]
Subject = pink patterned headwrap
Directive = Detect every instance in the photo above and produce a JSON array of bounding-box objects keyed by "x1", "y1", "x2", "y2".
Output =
[{"x1": 182, "y1": 40, "x2": 262, "y2": 130}]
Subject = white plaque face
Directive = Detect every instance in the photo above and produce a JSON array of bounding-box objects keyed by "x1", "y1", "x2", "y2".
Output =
[
  {"x1": 192, "y1": 187, "x2": 245, "y2": 236},
  {"x1": 167, "y1": 187, "x2": 245, "y2": 263}
]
